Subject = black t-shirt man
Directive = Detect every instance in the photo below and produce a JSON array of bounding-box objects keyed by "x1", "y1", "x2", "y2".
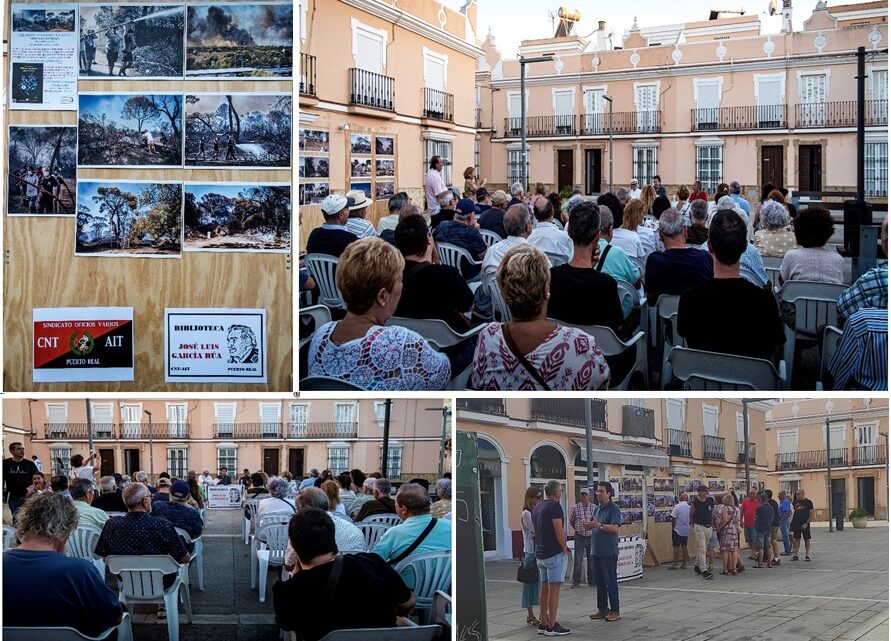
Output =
[
  {"x1": 430, "y1": 208, "x2": 456, "y2": 230},
  {"x1": 691, "y1": 495, "x2": 715, "y2": 526},
  {"x1": 2, "y1": 457, "x2": 37, "y2": 501},
  {"x1": 547, "y1": 264, "x2": 624, "y2": 332},
  {"x1": 531, "y1": 498, "x2": 564, "y2": 559},
  {"x1": 677, "y1": 278, "x2": 785, "y2": 360},
  {"x1": 644, "y1": 248, "x2": 713, "y2": 305},
  {"x1": 791, "y1": 498, "x2": 814, "y2": 528},
  {"x1": 394, "y1": 260, "x2": 474, "y2": 332},
  {"x1": 305, "y1": 226, "x2": 358, "y2": 258},
  {"x1": 272, "y1": 553, "x2": 412, "y2": 640},
  {"x1": 478, "y1": 208, "x2": 506, "y2": 239},
  {"x1": 769, "y1": 498, "x2": 780, "y2": 527}
]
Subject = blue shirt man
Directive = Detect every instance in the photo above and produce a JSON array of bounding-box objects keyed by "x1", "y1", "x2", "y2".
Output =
[
  {"x1": 432, "y1": 198, "x2": 487, "y2": 279},
  {"x1": 299, "y1": 470, "x2": 320, "y2": 490},
  {"x1": 151, "y1": 480, "x2": 204, "y2": 553},
  {"x1": 589, "y1": 483, "x2": 623, "y2": 620}
]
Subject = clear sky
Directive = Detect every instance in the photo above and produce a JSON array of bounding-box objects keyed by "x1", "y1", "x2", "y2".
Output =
[
  {"x1": 185, "y1": 93, "x2": 286, "y2": 115},
  {"x1": 79, "y1": 94, "x2": 179, "y2": 131},
  {"x1": 186, "y1": 182, "x2": 260, "y2": 200},
  {"x1": 77, "y1": 181, "x2": 164, "y2": 215},
  {"x1": 445, "y1": 0, "x2": 817, "y2": 58}
]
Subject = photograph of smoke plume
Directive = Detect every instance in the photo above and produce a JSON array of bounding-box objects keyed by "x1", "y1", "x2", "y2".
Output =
[
  {"x1": 79, "y1": 4, "x2": 185, "y2": 78},
  {"x1": 186, "y1": 4, "x2": 292, "y2": 78}
]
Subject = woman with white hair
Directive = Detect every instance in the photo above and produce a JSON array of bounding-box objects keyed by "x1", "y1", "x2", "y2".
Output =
[
  {"x1": 256, "y1": 476, "x2": 296, "y2": 518},
  {"x1": 754, "y1": 200, "x2": 796, "y2": 257},
  {"x1": 430, "y1": 478, "x2": 452, "y2": 518}
]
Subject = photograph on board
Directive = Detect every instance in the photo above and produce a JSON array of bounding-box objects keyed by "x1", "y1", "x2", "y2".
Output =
[
  {"x1": 375, "y1": 135, "x2": 394, "y2": 155},
  {"x1": 184, "y1": 93, "x2": 291, "y2": 168},
  {"x1": 186, "y1": 3, "x2": 292, "y2": 78},
  {"x1": 298, "y1": 182, "x2": 328, "y2": 206},
  {"x1": 298, "y1": 128, "x2": 328, "y2": 152},
  {"x1": 78, "y1": 92, "x2": 183, "y2": 167},
  {"x1": 299, "y1": 156, "x2": 328, "y2": 179},
  {"x1": 79, "y1": 4, "x2": 185, "y2": 78},
  {"x1": 76, "y1": 180, "x2": 182, "y2": 257},
  {"x1": 8, "y1": 125, "x2": 77, "y2": 216},
  {"x1": 184, "y1": 182, "x2": 290, "y2": 252},
  {"x1": 13, "y1": 7, "x2": 75, "y2": 31}
]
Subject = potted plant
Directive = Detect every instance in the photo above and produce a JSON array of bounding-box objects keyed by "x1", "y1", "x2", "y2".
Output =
[{"x1": 849, "y1": 507, "x2": 869, "y2": 528}]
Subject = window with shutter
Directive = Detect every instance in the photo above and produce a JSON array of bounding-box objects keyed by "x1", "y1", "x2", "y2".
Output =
[
  {"x1": 696, "y1": 81, "x2": 720, "y2": 128},
  {"x1": 92, "y1": 403, "x2": 113, "y2": 437},
  {"x1": 215, "y1": 403, "x2": 237, "y2": 438},
  {"x1": 553, "y1": 89, "x2": 573, "y2": 133},
  {"x1": 167, "y1": 404, "x2": 187, "y2": 438},
  {"x1": 335, "y1": 403, "x2": 355, "y2": 437},
  {"x1": 47, "y1": 403, "x2": 68, "y2": 437},
  {"x1": 703, "y1": 406, "x2": 718, "y2": 436},
  {"x1": 757, "y1": 77, "x2": 783, "y2": 126},
  {"x1": 584, "y1": 88, "x2": 605, "y2": 133},
  {"x1": 635, "y1": 85, "x2": 658, "y2": 133},
  {"x1": 799, "y1": 74, "x2": 827, "y2": 125},
  {"x1": 259, "y1": 403, "x2": 281, "y2": 437},
  {"x1": 778, "y1": 431, "x2": 797, "y2": 470},
  {"x1": 121, "y1": 404, "x2": 142, "y2": 438},
  {"x1": 356, "y1": 31, "x2": 383, "y2": 74},
  {"x1": 666, "y1": 400, "x2": 683, "y2": 431},
  {"x1": 871, "y1": 69, "x2": 887, "y2": 122},
  {"x1": 289, "y1": 403, "x2": 309, "y2": 437}
]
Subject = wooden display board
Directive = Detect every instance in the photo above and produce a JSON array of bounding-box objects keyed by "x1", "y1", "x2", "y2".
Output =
[{"x1": 3, "y1": 6, "x2": 293, "y2": 391}]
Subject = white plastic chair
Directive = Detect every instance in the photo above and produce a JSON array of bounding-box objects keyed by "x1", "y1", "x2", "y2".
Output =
[
  {"x1": 615, "y1": 279, "x2": 643, "y2": 333},
  {"x1": 252, "y1": 523, "x2": 289, "y2": 603},
  {"x1": 3, "y1": 612, "x2": 134, "y2": 641},
  {"x1": 199, "y1": 507, "x2": 208, "y2": 526},
  {"x1": 739, "y1": 265, "x2": 760, "y2": 286},
  {"x1": 553, "y1": 322, "x2": 647, "y2": 390},
  {"x1": 479, "y1": 229, "x2": 502, "y2": 248},
  {"x1": 431, "y1": 590, "x2": 452, "y2": 630},
  {"x1": 357, "y1": 522, "x2": 391, "y2": 551},
  {"x1": 629, "y1": 255, "x2": 646, "y2": 282},
  {"x1": 487, "y1": 279, "x2": 511, "y2": 322},
  {"x1": 363, "y1": 513, "x2": 402, "y2": 527},
  {"x1": 298, "y1": 376, "x2": 366, "y2": 391},
  {"x1": 299, "y1": 304, "x2": 332, "y2": 350},
  {"x1": 385, "y1": 317, "x2": 485, "y2": 390},
  {"x1": 393, "y1": 550, "x2": 452, "y2": 625},
  {"x1": 174, "y1": 528, "x2": 204, "y2": 592},
  {"x1": 655, "y1": 294, "x2": 683, "y2": 388},
  {"x1": 243, "y1": 499, "x2": 261, "y2": 544},
  {"x1": 106, "y1": 555, "x2": 191, "y2": 641},
  {"x1": 105, "y1": 512, "x2": 127, "y2": 518},
  {"x1": 436, "y1": 243, "x2": 482, "y2": 279},
  {"x1": 668, "y1": 346, "x2": 786, "y2": 390},
  {"x1": 64, "y1": 525, "x2": 105, "y2": 578},
  {"x1": 347, "y1": 502, "x2": 364, "y2": 520},
  {"x1": 817, "y1": 325, "x2": 844, "y2": 391},
  {"x1": 765, "y1": 267, "x2": 782, "y2": 291},
  {"x1": 3, "y1": 524, "x2": 17, "y2": 549},
  {"x1": 776, "y1": 280, "x2": 847, "y2": 390},
  {"x1": 304, "y1": 254, "x2": 345, "y2": 309},
  {"x1": 313, "y1": 626, "x2": 441, "y2": 641}
]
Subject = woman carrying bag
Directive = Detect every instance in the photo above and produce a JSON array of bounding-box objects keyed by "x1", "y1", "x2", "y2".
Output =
[{"x1": 519, "y1": 486, "x2": 542, "y2": 625}]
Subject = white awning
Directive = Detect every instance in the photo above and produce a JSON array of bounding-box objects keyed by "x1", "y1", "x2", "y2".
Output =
[{"x1": 572, "y1": 439, "x2": 669, "y2": 468}]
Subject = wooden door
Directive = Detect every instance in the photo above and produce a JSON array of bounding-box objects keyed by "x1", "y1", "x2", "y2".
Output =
[
  {"x1": 585, "y1": 149, "x2": 602, "y2": 194},
  {"x1": 761, "y1": 145, "x2": 784, "y2": 188},
  {"x1": 288, "y1": 448, "x2": 305, "y2": 478},
  {"x1": 124, "y1": 449, "x2": 140, "y2": 476},
  {"x1": 798, "y1": 144, "x2": 822, "y2": 192},
  {"x1": 557, "y1": 149, "x2": 573, "y2": 193},
  {"x1": 263, "y1": 448, "x2": 280, "y2": 477},
  {"x1": 98, "y1": 449, "x2": 115, "y2": 478}
]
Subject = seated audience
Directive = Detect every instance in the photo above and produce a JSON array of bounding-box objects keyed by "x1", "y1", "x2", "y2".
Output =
[
  {"x1": 729, "y1": 181, "x2": 750, "y2": 215},
  {"x1": 548, "y1": 193, "x2": 564, "y2": 223},
  {"x1": 430, "y1": 478, "x2": 452, "y2": 519},
  {"x1": 321, "y1": 480, "x2": 347, "y2": 517},
  {"x1": 645, "y1": 208, "x2": 713, "y2": 306},
  {"x1": 187, "y1": 471, "x2": 205, "y2": 508},
  {"x1": 780, "y1": 208, "x2": 844, "y2": 285},
  {"x1": 476, "y1": 187, "x2": 492, "y2": 215},
  {"x1": 305, "y1": 194, "x2": 359, "y2": 258},
  {"x1": 337, "y1": 473, "x2": 356, "y2": 505},
  {"x1": 528, "y1": 198, "x2": 573, "y2": 262},
  {"x1": 91, "y1": 475, "x2": 128, "y2": 512},
  {"x1": 70, "y1": 478, "x2": 109, "y2": 530},
  {"x1": 433, "y1": 198, "x2": 487, "y2": 279},
  {"x1": 377, "y1": 192, "x2": 409, "y2": 234},
  {"x1": 152, "y1": 480, "x2": 204, "y2": 553},
  {"x1": 678, "y1": 210, "x2": 785, "y2": 361},
  {"x1": 272, "y1": 508, "x2": 415, "y2": 640},
  {"x1": 51, "y1": 475, "x2": 71, "y2": 498},
  {"x1": 25, "y1": 471, "x2": 50, "y2": 498},
  {"x1": 686, "y1": 199, "x2": 710, "y2": 245},
  {"x1": 616, "y1": 187, "x2": 632, "y2": 208},
  {"x1": 479, "y1": 190, "x2": 509, "y2": 239},
  {"x1": 640, "y1": 185, "x2": 658, "y2": 230},
  {"x1": 595, "y1": 205, "x2": 642, "y2": 320},
  {"x1": 355, "y1": 478, "x2": 397, "y2": 522},
  {"x1": 675, "y1": 185, "x2": 691, "y2": 222},
  {"x1": 288, "y1": 487, "x2": 364, "y2": 563},
  {"x1": 344, "y1": 190, "x2": 377, "y2": 238},
  {"x1": 627, "y1": 179, "x2": 641, "y2": 199},
  {"x1": 307, "y1": 237, "x2": 450, "y2": 390},
  {"x1": 690, "y1": 180, "x2": 708, "y2": 202},
  {"x1": 827, "y1": 308, "x2": 888, "y2": 391},
  {"x1": 470, "y1": 244, "x2": 610, "y2": 390},
  {"x1": 246, "y1": 472, "x2": 270, "y2": 499},
  {"x1": 257, "y1": 476, "x2": 297, "y2": 518},
  {"x1": 351, "y1": 478, "x2": 377, "y2": 513},
  {"x1": 547, "y1": 201, "x2": 623, "y2": 333},
  {"x1": 838, "y1": 216, "x2": 888, "y2": 321},
  {"x1": 3, "y1": 493, "x2": 123, "y2": 635},
  {"x1": 754, "y1": 200, "x2": 796, "y2": 257},
  {"x1": 430, "y1": 190, "x2": 457, "y2": 229},
  {"x1": 152, "y1": 476, "x2": 172, "y2": 503},
  {"x1": 611, "y1": 199, "x2": 647, "y2": 259},
  {"x1": 482, "y1": 204, "x2": 533, "y2": 285},
  {"x1": 508, "y1": 182, "x2": 525, "y2": 208},
  {"x1": 381, "y1": 202, "x2": 423, "y2": 246},
  {"x1": 393, "y1": 213, "x2": 474, "y2": 331}
]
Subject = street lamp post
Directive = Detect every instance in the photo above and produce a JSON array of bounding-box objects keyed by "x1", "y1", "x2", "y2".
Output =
[
  {"x1": 603, "y1": 95, "x2": 614, "y2": 193},
  {"x1": 144, "y1": 410, "x2": 154, "y2": 482},
  {"x1": 518, "y1": 55, "x2": 554, "y2": 191},
  {"x1": 742, "y1": 399, "x2": 751, "y2": 490},
  {"x1": 425, "y1": 405, "x2": 452, "y2": 478},
  {"x1": 881, "y1": 432, "x2": 889, "y2": 516}
]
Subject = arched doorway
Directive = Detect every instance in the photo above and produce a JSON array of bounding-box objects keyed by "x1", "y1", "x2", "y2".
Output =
[
  {"x1": 529, "y1": 444, "x2": 568, "y2": 531},
  {"x1": 478, "y1": 437, "x2": 506, "y2": 558}
]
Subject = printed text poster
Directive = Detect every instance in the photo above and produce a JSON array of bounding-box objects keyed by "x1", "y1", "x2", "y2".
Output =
[{"x1": 10, "y1": 4, "x2": 78, "y2": 110}]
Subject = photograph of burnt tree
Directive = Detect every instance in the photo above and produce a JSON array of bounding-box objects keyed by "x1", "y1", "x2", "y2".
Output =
[
  {"x1": 78, "y1": 93, "x2": 183, "y2": 167},
  {"x1": 184, "y1": 93, "x2": 291, "y2": 168},
  {"x1": 186, "y1": 3, "x2": 292, "y2": 78},
  {"x1": 8, "y1": 125, "x2": 77, "y2": 216},
  {"x1": 79, "y1": 4, "x2": 185, "y2": 78},
  {"x1": 184, "y1": 183, "x2": 290, "y2": 252},
  {"x1": 76, "y1": 181, "x2": 182, "y2": 257}
]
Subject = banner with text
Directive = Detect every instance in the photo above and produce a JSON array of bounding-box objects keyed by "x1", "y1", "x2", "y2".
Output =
[
  {"x1": 33, "y1": 307, "x2": 134, "y2": 382},
  {"x1": 617, "y1": 536, "x2": 646, "y2": 582},
  {"x1": 164, "y1": 308, "x2": 267, "y2": 383},
  {"x1": 207, "y1": 484, "x2": 244, "y2": 509}
]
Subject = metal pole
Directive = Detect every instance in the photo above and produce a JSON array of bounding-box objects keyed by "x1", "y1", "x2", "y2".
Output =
[
  {"x1": 881, "y1": 432, "x2": 889, "y2": 518},
  {"x1": 605, "y1": 96, "x2": 614, "y2": 192},
  {"x1": 85, "y1": 400, "x2": 94, "y2": 453},
  {"x1": 826, "y1": 418, "x2": 833, "y2": 532},
  {"x1": 856, "y1": 46, "x2": 866, "y2": 202},
  {"x1": 585, "y1": 401, "x2": 594, "y2": 490},
  {"x1": 381, "y1": 399, "x2": 392, "y2": 478},
  {"x1": 145, "y1": 410, "x2": 154, "y2": 482},
  {"x1": 520, "y1": 60, "x2": 527, "y2": 192},
  {"x1": 438, "y1": 406, "x2": 451, "y2": 478},
  {"x1": 742, "y1": 399, "x2": 751, "y2": 491}
]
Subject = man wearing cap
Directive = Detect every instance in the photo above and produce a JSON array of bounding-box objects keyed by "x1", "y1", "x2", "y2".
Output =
[
  {"x1": 344, "y1": 189, "x2": 378, "y2": 239},
  {"x1": 432, "y1": 198, "x2": 487, "y2": 280},
  {"x1": 430, "y1": 190, "x2": 457, "y2": 230},
  {"x1": 305, "y1": 194, "x2": 359, "y2": 258},
  {"x1": 476, "y1": 187, "x2": 492, "y2": 216},
  {"x1": 628, "y1": 179, "x2": 641, "y2": 199},
  {"x1": 152, "y1": 480, "x2": 204, "y2": 554},
  {"x1": 425, "y1": 156, "x2": 448, "y2": 212},
  {"x1": 689, "y1": 485, "x2": 715, "y2": 579},
  {"x1": 568, "y1": 488, "x2": 596, "y2": 588},
  {"x1": 151, "y1": 476, "x2": 173, "y2": 504},
  {"x1": 479, "y1": 189, "x2": 509, "y2": 239}
]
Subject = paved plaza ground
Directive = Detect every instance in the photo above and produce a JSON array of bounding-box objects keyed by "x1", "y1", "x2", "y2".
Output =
[
  {"x1": 121, "y1": 508, "x2": 281, "y2": 641},
  {"x1": 481, "y1": 524, "x2": 888, "y2": 641}
]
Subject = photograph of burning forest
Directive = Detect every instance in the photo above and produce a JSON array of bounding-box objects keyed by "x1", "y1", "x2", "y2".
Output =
[
  {"x1": 78, "y1": 93, "x2": 183, "y2": 167},
  {"x1": 8, "y1": 125, "x2": 77, "y2": 216},
  {"x1": 184, "y1": 182, "x2": 290, "y2": 252},
  {"x1": 186, "y1": 3, "x2": 292, "y2": 78},
  {"x1": 184, "y1": 93, "x2": 291, "y2": 168},
  {"x1": 13, "y1": 8, "x2": 75, "y2": 32},
  {"x1": 79, "y1": 4, "x2": 185, "y2": 78},
  {"x1": 76, "y1": 180, "x2": 182, "y2": 257}
]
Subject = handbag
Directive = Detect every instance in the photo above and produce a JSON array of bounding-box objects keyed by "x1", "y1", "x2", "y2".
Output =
[{"x1": 516, "y1": 557, "x2": 538, "y2": 583}]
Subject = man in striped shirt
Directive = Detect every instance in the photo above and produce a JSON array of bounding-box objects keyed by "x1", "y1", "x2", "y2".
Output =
[
  {"x1": 569, "y1": 488, "x2": 596, "y2": 588},
  {"x1": 837, "y1": 216, "x2": 888, "y2": 321},
  {"x1": 828, "y1": 307, "x2": 887, "y2": 391}
]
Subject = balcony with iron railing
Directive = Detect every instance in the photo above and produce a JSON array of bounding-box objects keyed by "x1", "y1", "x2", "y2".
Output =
[
  {"x1": 736, "y1": 441, "x2": 756, "y2": 464},
  {"x1": 702, "y1": 435, "x2": 725, "y2": 461},
  {"x1": 349, "y1": 68, "x2": 394, "y2": 111},
  {"x1": 777, "y1": 445, "x2": 886, "y2": 470},
  {"x1": 119, "y1": 423, "x2": 190, "y2": 439},
  {"x1": 300, "y1": 53, "x2": 316, "y2": 96},
  {"x1": 505, "y1": 111, "x2": 661, "y2": 137},
  {"x1": 458, "y1": 399, "x2": 507, "y2": 415},
  {"x1": 285, "y1": 421, "x2": 359, "y2": 439},
  {"x1": 622, "y1": 405, "x2": 655, "y2": 439},
  {"x1": 44, "y1": 423, "x2": 115, "y2": 439},
  {"x1": 667, "y1": 429, "x2": 692, "y2": 457},
  {"x1": 532, "y1": 399, "x2": 607, "y2": 430},
  {"x1": 690, "y1": 105, "x2": 788, "y2": 131},
  {"x1": 423, "y1": 87, "x2": 453, "y2": 122},
  {"x1": 794, "y1": 100, "x2": 888, "y2": 128}
]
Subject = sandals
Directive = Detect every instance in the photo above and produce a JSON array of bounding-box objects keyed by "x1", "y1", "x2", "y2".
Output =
[
  {"x1": 527, "y1": 615, "x2": 540, "y2": 626},
  {"x1": 791, "y1": 555, "x2": 799, "y2": 561},
  {"x1": 720, "y1": 570, "x2": 729, "y2": 575},
  {"x1": 730, "y1": 570, "x2": 737, "y2": 575},
  {"x1": 805, "y1": 556, "x2": 811, "y2": 561}
]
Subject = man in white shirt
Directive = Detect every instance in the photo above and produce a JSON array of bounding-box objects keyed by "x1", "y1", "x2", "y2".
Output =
[
  {"x1": 71, "y1": 478, "x2": 110, "y2": 530},
  {"x1": 424, "y1": 156, "x2": 447, "y2": 212},
  {"x1": 481, "y1": 204, "x2": 533, "y2": 285},
  {"x1": 69, "y1": 451, "x2": 101, "y2": 482},
  {"x1": 668, "y1": 492, "x2": 691, "y2": 570},
  {"x1": 528, "y1": 199, "x2": 573, "y2": 263},
  {"x1": 628, "y1": 179, "x2": 642, "y2": 199}
]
